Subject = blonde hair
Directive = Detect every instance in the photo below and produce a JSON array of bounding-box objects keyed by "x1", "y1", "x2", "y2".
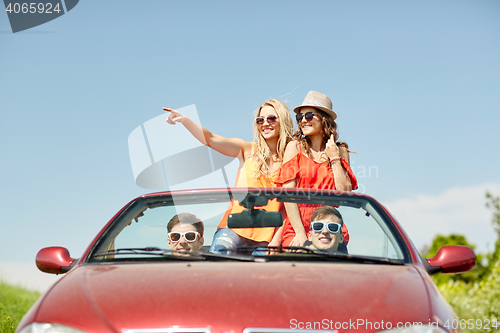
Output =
[{"x1": 252, "y1": 99, "x2": 293, "y2": 181}]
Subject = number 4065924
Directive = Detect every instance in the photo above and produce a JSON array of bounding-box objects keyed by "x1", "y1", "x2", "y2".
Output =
[
  {"x1": 5, "y1": 3, "x2": 62, "y2": 14},
  {"x1": 444, "y1": 318, "x2": 499, "y2": 330}
]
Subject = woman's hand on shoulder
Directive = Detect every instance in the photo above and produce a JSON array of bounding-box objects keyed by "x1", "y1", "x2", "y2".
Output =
[
  {"x1": 163, "y1": 107, "x2": 186, "y2": 125},
  {"x1": 325, "y1": 134, "x2": 340, "y2": 159}
]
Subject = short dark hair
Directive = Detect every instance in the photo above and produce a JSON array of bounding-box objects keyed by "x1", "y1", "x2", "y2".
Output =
[
  {"x1": 310, "y1": 206, "x2": 343, "y2": 226},
  {"x1": 167, "y1": 213, "x2": 204, "y2": 237}
]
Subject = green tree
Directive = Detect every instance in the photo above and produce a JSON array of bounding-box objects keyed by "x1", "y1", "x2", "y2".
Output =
[
  {"x1": 424, "y1": 192, "x2": 500, "y2": 286},
  {"x1": 484, "y1": 191, "x2": 500, "y2": 277},
  {"x1": 486, "y1": 192, "x2": 500, "y2": 236}
]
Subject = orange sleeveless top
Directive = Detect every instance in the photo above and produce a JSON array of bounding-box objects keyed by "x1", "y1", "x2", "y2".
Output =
[{"x1": 216, "y1": 153, "x2": 281, "y2": 243}]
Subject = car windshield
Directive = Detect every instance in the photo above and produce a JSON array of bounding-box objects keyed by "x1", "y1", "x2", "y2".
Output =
[{"x1": 87, "y1": 188, "x2": 409, "y2": 263}]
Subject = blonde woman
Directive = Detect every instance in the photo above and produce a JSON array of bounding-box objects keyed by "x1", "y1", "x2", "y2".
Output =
[
  {"x1": 164, "y1": 99, "x2": 293, "y2": 253},
  {"x1": 275, "y1": 91, "x2": 358, "y2": 249}
]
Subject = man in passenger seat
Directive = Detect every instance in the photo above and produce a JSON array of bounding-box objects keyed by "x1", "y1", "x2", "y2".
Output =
[{"x1": 305, "y1": 206, "x2": 346, "y2": 253}]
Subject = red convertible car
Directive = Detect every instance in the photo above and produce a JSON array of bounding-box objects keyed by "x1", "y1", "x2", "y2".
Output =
[{"x1": 18, "y1": 188, "x2": 475, "y2": 333}]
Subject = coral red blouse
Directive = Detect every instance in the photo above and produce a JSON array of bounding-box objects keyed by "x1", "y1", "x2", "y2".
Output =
[
  {"x1": 275, "y1": 152, "x2": 358, "y2": 191},
  {"x1": 275, "y1": 152, "x2": 358, "y2": 247}
]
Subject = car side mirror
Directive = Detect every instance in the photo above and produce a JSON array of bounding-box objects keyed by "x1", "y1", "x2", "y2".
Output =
[
  {"x1": 36, "y1": 246, "x2": 76, "y2": 274},
  {"x1": 426, "y1": 245, "x2": 475, "y2": 275}
]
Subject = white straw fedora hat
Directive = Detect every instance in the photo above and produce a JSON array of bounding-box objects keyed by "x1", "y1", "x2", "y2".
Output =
[{"x1": 293, "y1": 91, "x2": 337, "y2": 120}]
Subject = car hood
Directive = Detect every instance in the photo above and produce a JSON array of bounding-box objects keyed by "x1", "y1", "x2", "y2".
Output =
[{"x1": 35, "y1": 261, "x2": 433, "y2": 332}]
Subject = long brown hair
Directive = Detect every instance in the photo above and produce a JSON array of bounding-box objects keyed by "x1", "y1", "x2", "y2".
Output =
[{"x1": 292, "y1": 109, "x2": 349, "y2": 160}]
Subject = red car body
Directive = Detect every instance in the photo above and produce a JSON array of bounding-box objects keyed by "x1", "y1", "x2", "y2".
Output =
[{"x1": 18, "y1": 189, "x2": 475, "y2": 333}]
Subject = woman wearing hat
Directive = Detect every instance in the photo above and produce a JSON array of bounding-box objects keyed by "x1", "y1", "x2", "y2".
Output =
[
  {"x1": 164, "y1": 99, "x2": 293, "y2": 253},
  {"x1": 274, "y1": 91, "x2": 358, "y2": 248}
]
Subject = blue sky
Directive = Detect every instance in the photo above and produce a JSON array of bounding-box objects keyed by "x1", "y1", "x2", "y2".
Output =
[{"x1": 1, "y1": 0, "x2": 499, "y2": 291}]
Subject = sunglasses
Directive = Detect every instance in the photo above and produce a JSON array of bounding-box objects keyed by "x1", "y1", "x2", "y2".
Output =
[
  {"x1": 168, "y1": 231, "x2": 200, "y2": 243},
  {"x1": 311, "y1": 221, "x2": 342, "y2": 234},
  {"x1": 296, "y1": 111, "x2": 317, "y2": 122},
  {"x1": 255, "y1": 114, "x2": 278, "y2": 125}
]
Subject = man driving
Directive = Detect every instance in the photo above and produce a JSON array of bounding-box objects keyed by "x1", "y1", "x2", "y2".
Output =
[{"x1": 167, "y1": 213, "x2": 204, "y2": 254}]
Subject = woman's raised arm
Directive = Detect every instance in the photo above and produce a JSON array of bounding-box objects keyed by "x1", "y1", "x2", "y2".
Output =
[
  {"x1": 164, "y1": 107, "x2": 253, "y2": 159},
  {"x1": 325, "y1": 135, "x2": 352, "y2": 191}
]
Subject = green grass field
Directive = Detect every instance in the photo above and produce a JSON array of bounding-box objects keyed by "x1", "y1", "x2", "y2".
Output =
[
  {"x1": 435, "y1": 260, "x2": 500, "y2": 333},
  {"x1": 0, "y1": 282, "x2": 40, "y2": 333}
]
